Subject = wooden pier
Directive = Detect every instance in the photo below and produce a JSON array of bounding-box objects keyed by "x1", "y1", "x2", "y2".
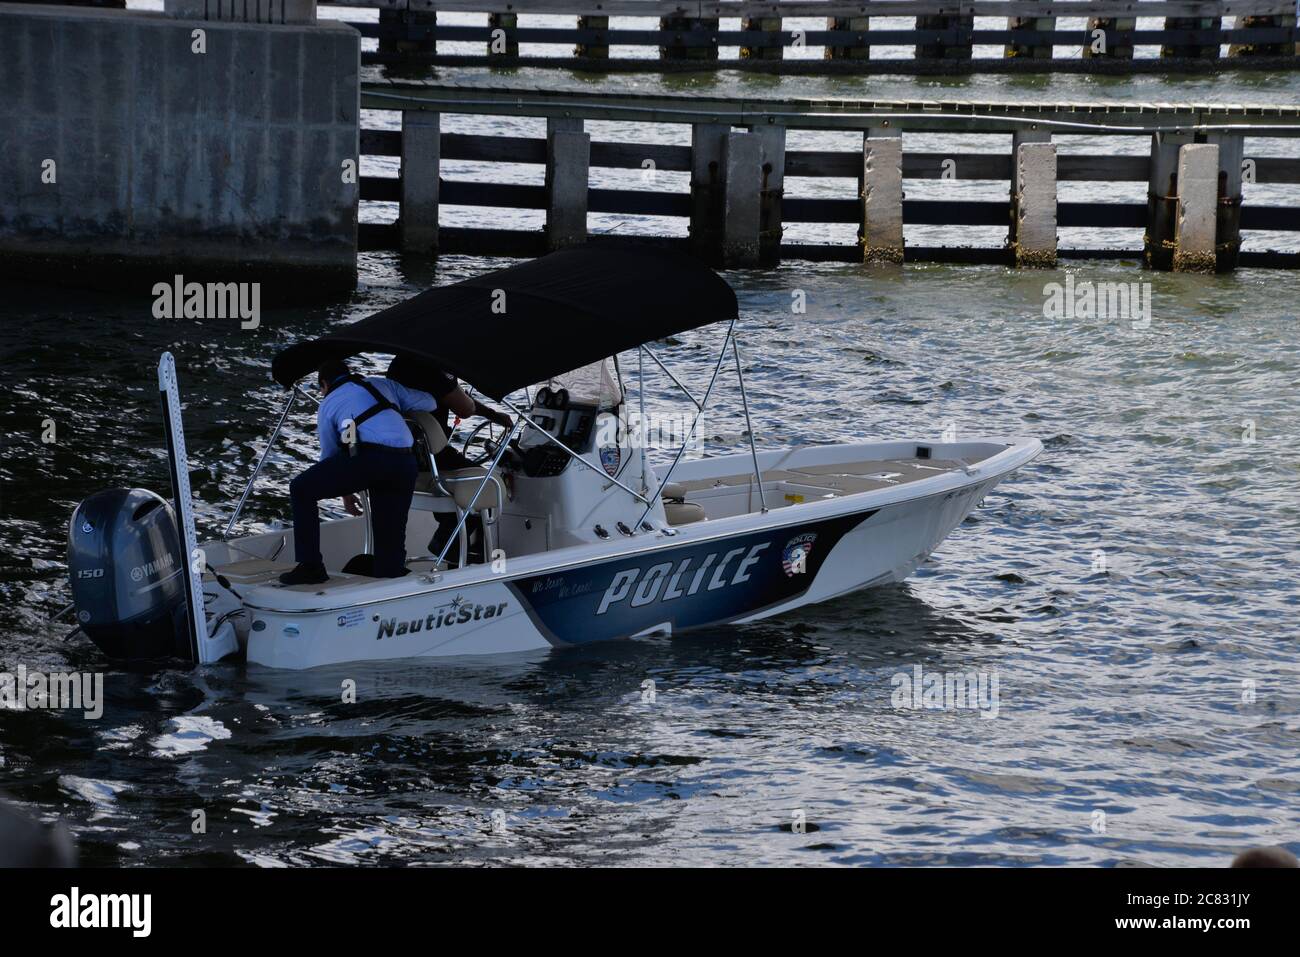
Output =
[
  {"x1": 358, "y1": 81, "x2": 1300, "y2": 271},
  {"x1": 326, "y1": 1, "x2": 1300, "y2": 74}
]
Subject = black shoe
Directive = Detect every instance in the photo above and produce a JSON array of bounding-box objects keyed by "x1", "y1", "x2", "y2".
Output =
[{"x1": 278, "y1": 562, "x2": 329, "y2": 585}]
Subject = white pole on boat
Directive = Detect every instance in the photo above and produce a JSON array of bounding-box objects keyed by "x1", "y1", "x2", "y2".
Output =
[
  {"x1": 157, "y1": 352, "x2": 208, "y2": 664},
  {"x1": 224, "y1": 388, "x2": 297, "y2": 538},
  {"x1": 433, "y1": 418, "x2": 521, "y2": 569},
  {"x1": 632, "y1": 318, "x2": 736, "y2": 533},
  {"x1": 640, "y1": 344, "x2": 702, "y2": 409},
  {"x1": 637, "y1": 347, "x2": 648, "y2": 496},
  {"x1": 732, "y1": 335, "x2": 768, "y2": 514}
]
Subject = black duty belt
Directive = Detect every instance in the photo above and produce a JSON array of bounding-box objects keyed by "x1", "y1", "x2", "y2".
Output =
[{"x1": 356, "y1": 442, "x2": 415, "y2": 455}]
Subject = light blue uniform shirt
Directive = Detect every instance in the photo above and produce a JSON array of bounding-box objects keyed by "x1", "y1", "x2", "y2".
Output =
[{"x1": 317, "y1": 377, "x2": 437, "y2": 461}]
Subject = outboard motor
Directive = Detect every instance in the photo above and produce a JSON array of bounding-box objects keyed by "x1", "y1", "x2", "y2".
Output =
[{"x1": 67, "y1": 488, "x2": 191, "y2": 661}]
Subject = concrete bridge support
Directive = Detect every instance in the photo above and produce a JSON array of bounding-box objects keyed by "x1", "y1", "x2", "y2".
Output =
[{"x1": 0, "y1": 4, "x2": 360, "y2": 295}]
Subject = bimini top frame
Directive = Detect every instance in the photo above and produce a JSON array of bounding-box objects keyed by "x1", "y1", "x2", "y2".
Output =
[{"x1": 228, "y1": 249, "x2": 763, "y2": 554}]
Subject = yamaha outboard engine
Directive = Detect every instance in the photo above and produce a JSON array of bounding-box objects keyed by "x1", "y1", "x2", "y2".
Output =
[{"x1": 67, "y1": 488, "x2": 191, "y2": 661}]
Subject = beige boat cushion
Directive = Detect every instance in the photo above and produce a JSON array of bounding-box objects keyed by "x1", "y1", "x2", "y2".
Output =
[
  {"x1": 441, "y1": 467, "x2": 502, "y2": 511},
  {"x1": 664, "y1": 501, "x2": 706, "y2": 526},
  {"x1": 407, "y1": 411, "x2": 450, "y2": 454}
]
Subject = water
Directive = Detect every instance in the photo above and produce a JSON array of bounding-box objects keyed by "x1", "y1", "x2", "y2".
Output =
[
  {"x1": 3, "y1": 256, "x2": 1298, "y2": 866},
  {"x1": 4, "y1": 6, "x2": 1299, "y2": 866}
]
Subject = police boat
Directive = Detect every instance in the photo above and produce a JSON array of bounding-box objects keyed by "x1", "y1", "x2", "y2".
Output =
[{"x1": 65, "y1": 247, "x2": 1042, "y2": 670}]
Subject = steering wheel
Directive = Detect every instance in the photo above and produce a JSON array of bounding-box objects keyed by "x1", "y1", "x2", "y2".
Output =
[{"x1": 459, "y1": 419, "x2": 509, "y2": 466}]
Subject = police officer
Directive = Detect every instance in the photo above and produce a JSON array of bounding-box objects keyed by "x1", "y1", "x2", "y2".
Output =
[
  {"x1": 385, "y1": 356, "x2": 513, "y2": 562},
  {"x1": 279, "y1": 359, "x2": 437, "y2": 585}
]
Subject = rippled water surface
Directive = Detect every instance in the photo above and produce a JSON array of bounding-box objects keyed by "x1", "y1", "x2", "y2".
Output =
[
  {"x1": 4, "y1": 8, "x2": 1300, "y2": 865},
  {"x1": 3, "y1": 255, "x2": 1298, "y2": 866}
]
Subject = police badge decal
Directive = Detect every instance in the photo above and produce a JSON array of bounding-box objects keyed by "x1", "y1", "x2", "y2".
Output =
[
  {"x1": 782, "y1": 533, "x2": 817, "y2": 576},
  {"x1": 599, "y1": 444, "x2": 621, "y2": 477}
]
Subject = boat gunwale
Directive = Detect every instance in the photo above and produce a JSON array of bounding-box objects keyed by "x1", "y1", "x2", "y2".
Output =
[{"x1": 231, "y1": 436, "x2": 1043, "y2": 616}]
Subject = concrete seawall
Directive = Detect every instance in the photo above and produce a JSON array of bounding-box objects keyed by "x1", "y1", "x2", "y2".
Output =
[{"x1": 0, "y1": 4, "x2": 359, "y2": 296}]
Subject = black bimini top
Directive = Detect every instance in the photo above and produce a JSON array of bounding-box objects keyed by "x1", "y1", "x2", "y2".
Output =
[{"x1": 271, "y1": 246, "x2": 738, "y2": 400}]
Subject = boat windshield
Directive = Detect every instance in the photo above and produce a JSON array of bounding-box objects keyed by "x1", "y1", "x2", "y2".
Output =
[{"x1": 536, "y1": 358, "x2": 622, "y2": 409}]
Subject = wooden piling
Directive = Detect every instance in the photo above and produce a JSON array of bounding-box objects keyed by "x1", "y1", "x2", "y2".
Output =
[
  {"x1": 825, "y1": 16, "x2": 869, "y2": 60},
  {"x1": 1229, "y1": 15, "x2": 1298, "y2": 57},
  {"x1": 546, "y1": 121, "x2": 590, "y2": 251},
  {"x1": 1161, "y1": 17, "x2": 1221, "y2": 59},
  {"x1": 722, "y1": 131, "x2": 761, "y2": 268},
  {"x1": 1206, "y1": 132, "x2": 1243, "y2": 272},
  {"x1": 378, "y1": 8, "x2": 435, "y2": 60},
  {"x1": 753, "y1": 124, "x2": 786, "y2": 265},
  {"x1": 1173, "y1": 143, "x2": 1219, "y2": 273},
  {"x1": 1083, "y1": 17, "x2": 1135, "y2": 59},
  {"x1": 689, "y1": 122, "x2": 728, "y2": 263},
  {"x1": 741, "y1": 17, "x2": 782, "y2": 61},
  {"x1": 1010, "y1": 141, "x2": 1057, "y2": 267},
  {"x1": 575, "y1": 14, "x2": 609, "y2": 60},
  {"x1": 660, "y1": 16, "x2": 719, "y2": 61},
  {"x1": 860, "y1": 130, "x2": 904, "y2": 264},
  {"x1": 488, "y1": 13, "x2": 518, "y2": 57},
  {"x1": 1145, "y1": 132, "x2": 1193, "y2": 271},
  {"x1": 1006, "y1": 3, "x2": 1055, "y2": 60},
  {"x1": 916, "y1": 15, "x2": 973, "y2": 61},
  {"x1": 400, "y1": 111, "x2": 439, "y2": 255}
]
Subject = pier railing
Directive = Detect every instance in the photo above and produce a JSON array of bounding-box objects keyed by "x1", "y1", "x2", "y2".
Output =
[
  {"x1": 322, "y1": 1, "x2": 1300, "y2": 73},
  {"x1": 358, "y1": 81, "x2": 1300, "y2": 271}
]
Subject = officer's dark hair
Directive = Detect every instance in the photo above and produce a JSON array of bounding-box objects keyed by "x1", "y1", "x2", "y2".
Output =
[{"x1": 317, "y1": 359, "x2": 351, "y2": 390}]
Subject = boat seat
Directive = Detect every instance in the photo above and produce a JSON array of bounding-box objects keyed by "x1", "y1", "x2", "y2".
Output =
[
  {"x1": 664, "y1": 500, "x2": 706, "y2": 526},
  {"x1": 211, "y1": 558, "x2": 296, "y2": 585},
  {"x1": 407, "y1": 413, "x2": 501, "y2": 513},
  {"x1": 661, "y1": 481, "x2": 688, "y2": 501}
]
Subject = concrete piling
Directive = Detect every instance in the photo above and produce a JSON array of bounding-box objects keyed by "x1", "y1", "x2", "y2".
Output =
[
  {"x1": 546, "y1": 119, "x2": 589, "y2": 251},
  {"x1": 400, "y1": 111, "x2": 440, "y2": 255},
  {"x1": 660, "y1": 16, "x2": 719, "y2": 61},
  {"x1": 1145, "y1": 132, "x2": 1193, "y2": 271},
  {"x1": 741, "y1": 17, "x2": 783, "y2": 61},
  {"x1": 1083, "y1": 17, "x2": 1135, "y2": 59},
  {"x1": 1229, "y1": 15, "x2": 1299, "y2": 57},
  {"x1": 378, "y1": 8, "x2": 436, "y2": 61},
  {"x1": 916, "y1": 15, "x2": 973, "y2": 60},
  {"x1": 722, "y1": 131, "x2": 762, "y2": 268},
  {"x1": 753, "y1": 125, "x2": 786, "y2": 265},
  {"x1": 1011, "y1": 141, "x2": 1058, "y2": 267},
  {"x1": 1173, "y1": 143, "x2": 1220, "y2": 273},
  {"x1": 1207, "y1": 132, "x2": 1244, "y2": 272},
  {"x1": 689, "y1": 123, "x2": 729, "y2": 263},
  {"x1": 575, "y1": 14, "x2": 609, "y2": 60},
  {"x1": 860, "y1": 131, "x2": 904, "y2": 264},
  {"x1": 488, "y1": 12, "x2": 518, "y2": 57},
  {"x1": 1006, "y1": 4, "x2": 1055, "y2": 60},
  {"x1": 1162, "y1": 17, "x2": 1221, "y2": 59},
  {"x1": 825, "y1": 16, "x2": 869, "y2": 60}
]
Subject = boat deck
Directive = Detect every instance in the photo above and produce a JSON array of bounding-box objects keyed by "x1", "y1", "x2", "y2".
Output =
[{"x1": 674, "y1": 456, "x2": 975, "y2": 498}]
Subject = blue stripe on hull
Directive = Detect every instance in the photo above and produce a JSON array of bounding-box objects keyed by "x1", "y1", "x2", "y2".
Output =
[{"x1": 508, "y1": 511, "x2": 874, "y2": 646}]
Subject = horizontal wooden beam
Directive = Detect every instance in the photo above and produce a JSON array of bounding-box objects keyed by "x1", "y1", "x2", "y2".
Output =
[
  {"x1": 325, "y1": 1, "x2": 1296, "y2": 20},
  {"x1": 356, "y1": 225, "x2": 1300, "y2": 269},
  {"x1": 364, "y1": 131, "x2": 1300, "y2": 182},
  {"x1": 361, "y1": 82, "x2": 1300, "y2": 135},
  {"x1": 362, "y1": 176, "x2": 1300, "y2": 229},
  {"x1": 359, "y1": 23, "x2": 1299, "y2": 48}
]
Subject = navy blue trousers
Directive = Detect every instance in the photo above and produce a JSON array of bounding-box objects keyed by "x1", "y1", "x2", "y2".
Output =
[{"x1": 290, "y1": 448, "x2": 418, "y2": 578}]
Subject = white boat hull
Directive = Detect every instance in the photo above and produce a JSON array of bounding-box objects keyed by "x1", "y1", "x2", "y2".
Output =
[{"x1": 234, "y1": 438, "x2": 1041, "y2": 670}]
